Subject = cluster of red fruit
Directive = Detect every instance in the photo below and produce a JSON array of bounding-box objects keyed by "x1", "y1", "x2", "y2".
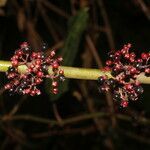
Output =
[
  {"x1": 4, "y1": 42, "x2": 65, "y2": 96},
  {"x1": 98, "y1": 43, "x2": 150, "y2": 107}
]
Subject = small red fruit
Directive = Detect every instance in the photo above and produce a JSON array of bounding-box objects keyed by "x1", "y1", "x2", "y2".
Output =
[
  {"x1": 31, "y1": 52, "x2": 37, "y2": 58},
  {"x1": 130, "y1": 67, "x2": 137, "y2": 74},
  {"x1": 52, "y1": 81, "x2": 58, "y2": 87},
  {"x1": 59, "y1": 69, "x2": 64, "y2": 75},
  {"x1": 52, "y1": 62, "x2": 59, "y2": 69},
  {"x1": 141, "y1": 53, "x2": 148, "y2": 60},
  {"x1": 106, "y1": 60, "x2": 112, "y2": 66},
  {"x1": 35, "y1": 78, "x2": 42, "y2": 84},
  {"x1": 4, "y1": 84, "x2": 11, "y2": 90},
  {"x1": 50, "y1": 50, "x2": 55, "y2": 57},
  {"x1": 120, "y1": 100, "x2": 128, "y2": 108},
  {"x1": 145, "y1": 68, "x2": 150, "y2": 74},
  {"x1": 52, "y1": 88, "x2": 58, "y2": 94},
  {"x1": 12, "y1": 60, "x2": 19, "y2": 66},
  {"x1": 37, "y1": 71, "x2": 43, "y2": 77}
]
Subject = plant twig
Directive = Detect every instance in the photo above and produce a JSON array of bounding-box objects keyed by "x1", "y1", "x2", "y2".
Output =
[
  {"x1": 1, "y1": 112, "x2": 150, "y2": 126},
  {"x1": 8, "y1": 96, "x2": 28, "y2": 116},
  {"x1": 42, "y1": 0, "x2": 70, "y2": 19},
  {"x1": 39, "y1": 4, "x2": 60, "y2": 42},
  {"x1": 32, "y1": 126, "x2": 96, "y2": 138},
  {"x1": 97, "y1": 0, "x2": 115, "y2": 50},
  {"x1": 134, "y1": 0, "x2": 150, "y2": 20},
  {"x1": 52, "y1": 103, "x2": 63, "y2": 126}
]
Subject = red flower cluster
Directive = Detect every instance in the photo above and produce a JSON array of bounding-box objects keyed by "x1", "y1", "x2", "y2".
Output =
[
  {"x1": 98, "y1": 43, "x2": 150, "y2": 107},
  {"x1": 5, "y1": 42, "x2": 65, "y2": 96}
]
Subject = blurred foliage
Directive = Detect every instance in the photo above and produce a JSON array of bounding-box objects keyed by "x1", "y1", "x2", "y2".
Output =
[{"x1": 46, "y1": 8, "x2": 89, "y2": 102}]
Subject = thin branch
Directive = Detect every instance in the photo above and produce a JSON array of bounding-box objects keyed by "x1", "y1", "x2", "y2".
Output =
[
  {"x1": 42, "y1": 0, "x2": 70, "y2": 19},
  {"x1": 32, "y1": 126, "x2": 96, "y2": 138},
  {"x1": 39, "y1": 4, "x2": 60, "y2": 42},
  {"x1": 52, "y1": 103, "x2": 63, "y2": 126},
  {"x1": 80, "y1": 82, "x2": 106, "y2": 133},
  {"x1": 97, "y1": 0, "x2": 115, "y2": 50},
  {"x1": 1, "y1": 112, "x2": 150, "y2": 126},
  {"x1": 135, "y1": 0, "x2": 150, "y2": 20},
  {"x1": 86, "y1": 35, "x2": 103, "y2": 68},
  {"x1": 119, "y1": 129, "x2": 150, "y2": 144},
  {"x1": 8, "y1": 96, "x2": 28, "y2": 116}
]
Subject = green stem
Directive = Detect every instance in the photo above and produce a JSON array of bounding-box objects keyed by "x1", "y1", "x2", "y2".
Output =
[{"x1": 0, "y1": 60, "x2": 150, "y2": 84}]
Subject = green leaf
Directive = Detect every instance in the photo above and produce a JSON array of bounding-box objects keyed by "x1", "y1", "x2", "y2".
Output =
[{"x1": 45, "y1": 8, "x2": 89, "y2": 102}]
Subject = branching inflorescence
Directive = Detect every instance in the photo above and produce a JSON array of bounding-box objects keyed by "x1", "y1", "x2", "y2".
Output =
[
  {"x1": 3, "y1": 42, "x2": 150, "y2": 108},
  {"x1": 97, "y1": 43, "x2": 150, "y2": 107},
  {"x1": 4, "y1": 42, "x2": 65, "y2": 96}
]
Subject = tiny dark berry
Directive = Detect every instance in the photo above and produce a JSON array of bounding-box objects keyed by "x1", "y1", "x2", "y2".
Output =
[
  {"x1": 107, "y1": 78, "x2": 116, "y2": 87},
  {"x1": 108, "y1": 52, "x2": 114, "y2": 59},
  {"x1": 128, "y1": 93, "x2": 137, "y2": 101},
  {"x1": 97, "y1": 76, "x2": 105, "y2": 85},
  {"x1": 42, "y1": 43, "x2": 48, "y2": 51},
  {"x1": 9, "y1": 88, "x2": 14, "y2": 95},
  {"x1": 134, "y1": 62, "x2": 142, "y2": 70},
  {"x1": 59, "y1": 75, "x2": 65, "y2": 82},
  {"x1": 8, "y1": 66, "x2": 16, "y2": 73},
  {"x1": 98, "y1": 86, "x2": 106, "y2": 93},
  {"x1": 22, "y1": 47, "x2": 30, "y2": 53},
  {"x1": 134, "y1": 86, "x2": 144, "y2": 95},
  {"x1": 113, "y1": 92, "x2": 121, "y2": 101},
  {"x1": 17, "y1": 87, "x2": 23, "y2": 94}
]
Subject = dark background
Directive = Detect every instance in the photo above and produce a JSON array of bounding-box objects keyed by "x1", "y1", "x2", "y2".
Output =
[{"x1": 0, "y1": 0, "x2": 150, "y2": 149}]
